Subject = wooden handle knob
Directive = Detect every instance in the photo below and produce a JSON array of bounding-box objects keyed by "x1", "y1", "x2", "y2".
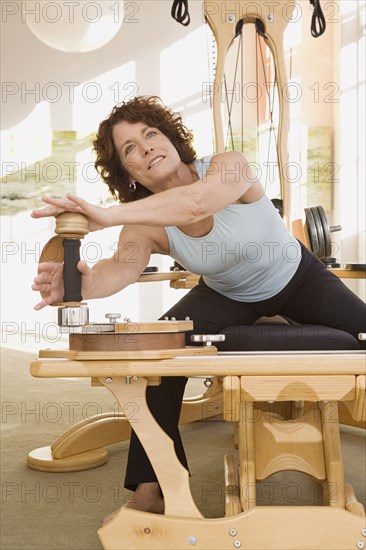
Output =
[{"x1": 55, "y1": 212, "x2": 89, "y2": 237}]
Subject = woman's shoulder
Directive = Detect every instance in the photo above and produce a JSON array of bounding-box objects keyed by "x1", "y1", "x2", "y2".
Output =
[
  {"x1": 203, "y1": 150, "x2": 247, "y2": 165},
  {"x1": 196, "y1": 151, "x2": 249, "y2": 179}
]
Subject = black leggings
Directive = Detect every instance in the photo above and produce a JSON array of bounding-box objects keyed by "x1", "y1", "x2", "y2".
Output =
[{"x1": 124, "y1": 244, "x2": 366, "y2": 490}]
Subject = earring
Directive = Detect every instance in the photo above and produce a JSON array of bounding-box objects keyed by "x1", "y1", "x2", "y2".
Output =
[{"x1": 129, "y1": 182, "x2": 137, "y2": 192}]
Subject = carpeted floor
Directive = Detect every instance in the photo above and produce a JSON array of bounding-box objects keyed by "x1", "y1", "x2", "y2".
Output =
[{"x1": 1, "y1": 347, "x2": 365, "y2": 550}]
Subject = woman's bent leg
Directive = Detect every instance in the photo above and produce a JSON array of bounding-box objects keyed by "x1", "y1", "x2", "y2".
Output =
[{"x1": 124, "y1": 280, "x2": 260, "y2": 490}]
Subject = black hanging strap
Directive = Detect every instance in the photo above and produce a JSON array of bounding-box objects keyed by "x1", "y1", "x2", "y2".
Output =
[
  {"x1": 254, "y1": 18, "x2": 266, "y2": 38},
  {"x1": 309, "y1": 0, "x2": 326, "y2": 37},
  {"x1": 171, "y1": 0, "x2": 190, "y2": 26}
]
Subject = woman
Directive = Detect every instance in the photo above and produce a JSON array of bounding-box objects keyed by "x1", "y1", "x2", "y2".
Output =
[{"x1": 32, "y1": 95, "x2": 366, "y2": 517}]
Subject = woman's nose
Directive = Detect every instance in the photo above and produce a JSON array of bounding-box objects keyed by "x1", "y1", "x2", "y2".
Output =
[{"x1": 144, "y1": 146, "x2": 154, "y2": 155}]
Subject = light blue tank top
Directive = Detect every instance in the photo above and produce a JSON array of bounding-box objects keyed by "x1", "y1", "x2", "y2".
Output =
[{"x1": 164, "y1": 156, "x2": 302, "y2": 302}]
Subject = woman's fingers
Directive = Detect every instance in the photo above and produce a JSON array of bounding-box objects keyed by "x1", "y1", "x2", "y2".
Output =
[
  {"x1": 31, "y1": 194, "x2": 86, "y2": 219},
  {"x1": 31, "y1": 204, "x2": 63, "y2": 218},
  {"x1": 66, "y1": 193, "x2": 88, "y2": 207},
  {"x1": 34, "y1": 295, "x2": 55, "y2": 311},
  {"x1": 77, "y1": 259, "x2": 91, "y2": 275},
  {"x1": 34, "y1": 270, "x2": 55, "y2": 284},
  {"x1": 31, "y1": 282, "x2": 52, "y2": 292},
  {"x1": 37, "y1": 262, "x2": 61, "y2": 276},
  {"x1": 32, "y1": 262, "x2": 64, "y2": 309},
  {"x1": 41, "y1": 195, "x2": 83, "y2": 211}
]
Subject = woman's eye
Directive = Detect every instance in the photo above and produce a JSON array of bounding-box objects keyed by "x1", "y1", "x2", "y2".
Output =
[
  {"x1": 125, "y1": 144, "x2": 134, "y2": 155},
  {"x1": 146, "y1": 130, "x2": 157, "y2": 138}
]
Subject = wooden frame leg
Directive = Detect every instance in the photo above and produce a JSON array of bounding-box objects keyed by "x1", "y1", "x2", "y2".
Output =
[
  {"x1": 98, "y1": 376, "x2": 202, "y2": 519},
  {"x1": 239, "y1": 402, "x2": 256, "y2": 510},
  {"x1": 320, "y1": 401, "x2": 346, "y2": 508}
]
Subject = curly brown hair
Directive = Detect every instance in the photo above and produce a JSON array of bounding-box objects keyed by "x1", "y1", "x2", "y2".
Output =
[{"x1": 93, "y1": 96, "x2": 197, "y2": 203}]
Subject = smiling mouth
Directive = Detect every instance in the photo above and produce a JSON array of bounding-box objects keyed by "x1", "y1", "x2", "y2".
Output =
[{"x1": 148, "y1": 156, "x2": 165, "y2": 169}]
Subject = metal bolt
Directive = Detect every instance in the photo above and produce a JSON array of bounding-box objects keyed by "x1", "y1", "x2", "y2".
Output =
[
  {"x1": 164, "y1": 316, "x2": 169, "y2": 320},
  {"x1": 105, "y1": 313, "x2": 121, "y2": 323},
  {"x1": 188, "y1": 536, "x2": 197, "y2": 545},
  {"x1": 185, "y1": 316, "x2": 191, "y2": 321},
  {"x1": 144, "y1": 528, "x2": 150, "y2": 534},
  {"x1": 234, "y1": 541, "x2": 241, "y2": 548},
  {"x1": 357, "y1": 542, "x2": 365, "y2": 549},
  {"x1": 226, "y1": 14, "x2": 236, "y2": 23},
  {"x1": 266, "y1": 13, "x2": 274, "y2": 23},
  {"x1": 171, "y1": 317, "x2": 176, "y2": 321},
  {"x1": 204, "y1": 378, "x2": 213, "y2": 387},
  {"x1": 133, "y1": 376, "x2": 139, "y2": 381},
  {"x1": 362, "y1": 529, "x2": 366, "y2": 537},
  {"x1": 123, "y1": 317, "x2": 131, "y2": 323},
  {"x1": 229, "y1": 528, "x2": 237, "y2": 536},
  {"x1": 105, "y1": 377, "x2": 113, "y2": 383},
  {"x1": 125, "y1": 376, "x2": 132, "y2": 385}
]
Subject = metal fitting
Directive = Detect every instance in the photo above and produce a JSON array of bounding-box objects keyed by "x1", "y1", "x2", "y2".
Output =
[
  {"x1": 105, "y1": 377, "x2": 113, "y2": 384},
  {"x1": 105, "y1": 313, "x2": 121, "y2": 324},
  {"x1": 58, "y1": 306, "x2": 89, "y2": 327},
  {"x1": 188, "y1": 536, "x2": 197, "y2": 545},
  {"x1": 229, "y1": 528, "x2": 237, "y2": 536}
]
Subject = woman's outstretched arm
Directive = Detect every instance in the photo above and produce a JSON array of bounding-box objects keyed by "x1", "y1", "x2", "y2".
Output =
[{"x1": 31, "y1": 152, "x2": 262, "y2": 229}]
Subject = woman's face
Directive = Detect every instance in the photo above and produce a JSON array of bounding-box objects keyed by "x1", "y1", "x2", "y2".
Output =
[{"x1": 112, "y1": 120, "x2": 182, "y2": 192}]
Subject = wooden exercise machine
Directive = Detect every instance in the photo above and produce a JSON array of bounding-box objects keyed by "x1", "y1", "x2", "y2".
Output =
[
  {"x1": 29, "y1": 1, "x2": 365, "y2": 544},
  {"x1": 30, "y1": 342, "x2": 366, "y2": 549},
  {"x1": 29, "y1": 212, "x2": 366, "y2": 549}
]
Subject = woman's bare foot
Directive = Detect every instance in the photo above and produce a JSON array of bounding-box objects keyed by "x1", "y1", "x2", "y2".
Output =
[{"x1": 102, "y1": 482, "x2": 164, "y2": 526}]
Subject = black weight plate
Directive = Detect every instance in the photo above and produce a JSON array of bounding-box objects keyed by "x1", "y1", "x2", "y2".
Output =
[
  {"x1": 344, "y1": 263, "x2": 366, "y2": 271},
  {"x1": 271, "y1": 198, "x2": 283, "y2": 218},
  {"x1": 143, "y1": 266, "x2": 158, "y2": 273},
  {"x1": 317, "y1": 205, "x2": 332, "y2": 257},
  {"x1": 304, "y1": 208, "x2": 320, "y2": 256},
  {"x1": 170, "y1": 261, "x2": 185, "y2": 271},
  {"x1": 310, "y1": 206, "x2": 326, "y2": 259}
]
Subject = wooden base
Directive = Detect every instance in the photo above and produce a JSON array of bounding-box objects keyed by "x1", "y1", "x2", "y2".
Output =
[
  {"x1": 27, "y1": 445, "x2": 108, "y2": 472},
  {"x1": 28, "y1": 349, "x2": 365, "y2": 549},
  {"x1": 98, "y1": 506, "x2": 366, "y2": 550}
]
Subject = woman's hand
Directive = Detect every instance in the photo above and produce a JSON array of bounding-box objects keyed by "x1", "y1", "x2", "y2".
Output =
[
  {"x1": 31, "y1": 193, "x2": 115, "y2": 232},
  {"x1": 32, "y1": 260, "x2": 93, "y2": 310}
]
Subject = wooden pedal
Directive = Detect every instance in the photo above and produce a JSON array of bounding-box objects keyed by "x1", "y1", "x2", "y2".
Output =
[{"x1": 27, "y1": 445, "x2": 108, "y2": 472}]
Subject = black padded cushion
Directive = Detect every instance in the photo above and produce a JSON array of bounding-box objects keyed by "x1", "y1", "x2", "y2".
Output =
[{"x1": 218, "y1": 324, "x2": 360, "y2": 351}]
